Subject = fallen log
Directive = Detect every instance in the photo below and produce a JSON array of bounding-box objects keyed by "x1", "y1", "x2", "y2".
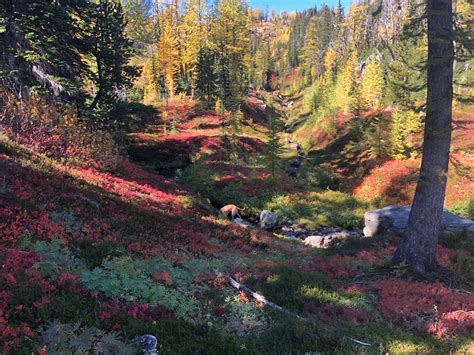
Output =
[
  {"x1": 229, "y1": 277, "x2": 303, "y2": 319},
  {"x1": 229, "y1": 277, "x2": 372, "y2": 347}
]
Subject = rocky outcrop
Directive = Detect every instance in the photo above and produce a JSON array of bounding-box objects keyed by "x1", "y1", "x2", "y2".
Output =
[
  {"x1": 304, "y1": 235, "x2": 339, "y2": 248},
  {"x1": 364, "y1": 205, "x2": 474, "y2": 239},
  {"x1": 303, "y1": 229, "x2": 362, "y2": 248},
  {"x1": 260, "y1": 210, "x2": 278, "y2": 230}
]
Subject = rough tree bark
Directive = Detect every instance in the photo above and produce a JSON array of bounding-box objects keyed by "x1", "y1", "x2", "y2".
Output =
[{"x1": 393, "y1": 0, "x2": 454, "y2": 273}]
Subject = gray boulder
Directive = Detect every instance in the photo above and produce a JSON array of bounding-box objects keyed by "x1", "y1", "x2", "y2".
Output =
[
  {"x1": 364, "y1": 205, "x2": 474, "y2": 239},
  {"x1": 303, "y1": 229, "x2": 360, "y2": 248},
  {"x1": 131, "y1": 334, "x2": 160, "y2": 355},
  {"x1": 304, "y1": 235, "x2": 337, "y2": 248},
  {"x1": 260, "y1": 210, "x2": 278, "y2": 230},
  {"x1": 233, "y1": 218, "x2": 253, "y2": 229}
]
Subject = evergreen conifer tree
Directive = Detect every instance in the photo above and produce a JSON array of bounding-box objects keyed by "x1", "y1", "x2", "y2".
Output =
[
  {"x1": 0, "y1": 0, "x2": 93, "y2": 101},
  {"x1": 195, "y1": 46, "x2": 218, "y2": 108},
  {"x1": 386, "y1": 36, "x2": 426, "y2": 110},
  {"x1": 123, "y1": 0, "x2": 154, "y2": 52},
  {"x1": 266, "y1": 109, "x2": 284, "y2": 179},
  {"x1": 211, "y1": 0, "x2": 250, "y2": 112},
  {"x1": 89, "y1": 0, "x2": 137, "y2": 111},
  {"x1": 393, "y1": 0, "x2": 455, "y2": 273}
]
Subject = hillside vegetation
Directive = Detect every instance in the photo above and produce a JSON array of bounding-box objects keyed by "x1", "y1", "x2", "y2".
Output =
[{"x1": 1, "y1": 0, "x2": 473, "y2": 353}]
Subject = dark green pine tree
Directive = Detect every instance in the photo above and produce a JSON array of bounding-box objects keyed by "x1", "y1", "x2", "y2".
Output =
[
  {"x1": 122, "y1": 0, "x2": 154, "y2": 53},
  {"x1": 229, "y1": 110, "x2": 241, "y2": 163},
  {"x1": 89, "y1": 0, "x2": 137, "y2": 111},
  {"x1": 262, "y1": 36, "x2": 275, "y2": 90},
  {"x1": 365, "y1": 113, "x2": 391, "y2": 160},
  {"x1": 195, "y1": 45, "x2": 218, "y2": 108},
  {"x1": 215, "y1": 55, "x2": 234, "y2": 111},
  {"x1": 386, "y1": 36, "x2": 427, "y2": 110},
  {"x1": 318, "y1": 5, "x2": 335, "y2": 52},
  {"x1": 0, "y1": 0, "x2": 93, "y2": 102},
  {"x1": 265, "y1": 109, "x2": 284, "y2": 179}
]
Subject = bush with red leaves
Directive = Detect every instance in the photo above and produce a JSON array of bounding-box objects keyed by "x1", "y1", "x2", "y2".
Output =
[
  {"x1": 372, "y1": 279, "x2": 474, "y2": 338},
  {"x1": 99, "y1": 299, "x2": 172, "y2": 324},
  {"x1": 152, "y1": 271, "x2": 173, "y2": 286}
]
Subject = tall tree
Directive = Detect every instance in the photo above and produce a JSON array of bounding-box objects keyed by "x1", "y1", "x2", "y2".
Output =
[
  {"x1": 89, "y1": 0, "x2": 136, "y2": 111},
  {"x1": 345, "y1": 3, "x2": 368, "y2": 55},
  {"x1": 265, "y1": 109, "x2": 284, "y2": 179},
  {"x1": 301, "y1": 5, "x2": 334, "y2": 83},
  {"x1": 142, "y1": 54, "x2": 161, "y2": 104},
  {"x1": 386, "y1": 35, "x2": 427, "y2": 110},
  {"x1": 360, "y1": 56, "x2": 384, "y2": 109},
  {"x1": 180, "y1": 0, "x2": 208, "y2": 95},
  {"x1": 156, "y1": 13, "x2": 180, "y2": 101},
  {"x1": 393, "y1": 0, "x2": 454, "y2": 273},
  {"x1": 333, "y1": 51, "x2": 358, "y2": 114},
  {"x1": 253, "y1": 33, "x2": 274, "y2": 89},
  {"x1": 195, "y1": 45, "x2": 218, "y2": 107},
  {"x1": 385, "y1": 12, "x2": 428, "y2": 111},
  {"x1": 211, "y1": 0, "x2": 250, "y2": 111},
  {"x1": 287, "y1": 10, "x2": 314, "y2": 68},
  {"x1": 122, "y1": 0, "x2": 154, "y2": 52}
]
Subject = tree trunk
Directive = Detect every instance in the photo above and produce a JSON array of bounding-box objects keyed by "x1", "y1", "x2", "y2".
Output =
[
  {"x1": 89, "y1": 56, "x2": 103, "y2": 111},
  {"x1": 393, "y1": 0, "x2": 454, "y2": 273}
]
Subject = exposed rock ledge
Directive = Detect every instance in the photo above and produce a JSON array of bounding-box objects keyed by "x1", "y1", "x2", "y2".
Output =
[{"x1": 364, "y1": 205, "x2": 474, "y2": 240}]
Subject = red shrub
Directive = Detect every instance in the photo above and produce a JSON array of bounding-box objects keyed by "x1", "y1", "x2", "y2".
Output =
[
  {"x1": 99, "y1": 299, "x2": 172, "y2": 323},
  {"x1": 0, "y1": 248, "x2": 55, "y2": 352},
  {"x1": 152, "y1": 271, "x2": 173, "y2": 286},
  {"x1": 313, "y1": 243, "x2": 396, "y2": 279},
  {"x1": 372, "y1": 279, "x2": 474, "y2": 338}
]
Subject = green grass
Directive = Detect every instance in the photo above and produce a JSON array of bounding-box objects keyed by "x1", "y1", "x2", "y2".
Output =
[
  {"x1": 266, "y1": 190, "x2": 373, "y2": 230},
  {"x1": 448, "y1": 199, "x2": 474, "y2": 220}
]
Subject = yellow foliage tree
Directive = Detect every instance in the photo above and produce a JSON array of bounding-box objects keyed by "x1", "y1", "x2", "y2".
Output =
[
  {"x1": 211, "y1": 0, "x2": 250, "y2": 111},
  {"x1": 345, "y1": 3, "x2": 368, "y2": 55},
  {"x1": 180, "y1": 0, "x2": 208, "y2": 94},
  {"x1": 360, "y1": 57, "x2": 384, "y2": 110},
  {"x1": 333, "y1": 52, "x2": 359, "y2": 114},
  {"x1": 389, "y1": 109, "x2": 421, "y2": 159},
  {"x1": 323, "y1": 47, "x2": 338, "y2": 75},
  {"x1": 142, "y1": 55, "x2": 160, "y2": 104},
  {"x1": 156, "y1": 17, "x2": 180, "y2": 101}
]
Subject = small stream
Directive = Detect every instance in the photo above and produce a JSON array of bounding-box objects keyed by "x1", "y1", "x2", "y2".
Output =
[
  {"x1": 230, "y1": 132, "x2": 364, "y2": 246},
  {"x1": 285, "y1": 137, "x2": 305, "y2": 178},
  {"x1": 233, "y1": 213, "x2": 363, "y2": 248}
]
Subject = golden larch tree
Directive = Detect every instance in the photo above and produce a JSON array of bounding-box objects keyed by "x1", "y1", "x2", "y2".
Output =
[
  {"x1": 156, "y1": 15, "x2": 180, "y2": 101},
  {"x1": 180, "y1": 0, "x2": 208, "y2": 95},
  {"x1": 360, "y1": 57, "x2": 384, "y2": 110}
]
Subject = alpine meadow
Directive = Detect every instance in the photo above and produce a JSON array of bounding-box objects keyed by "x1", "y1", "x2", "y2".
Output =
[{"x1": 1, "y1": 0, "x2": 474, "y2": 353}]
